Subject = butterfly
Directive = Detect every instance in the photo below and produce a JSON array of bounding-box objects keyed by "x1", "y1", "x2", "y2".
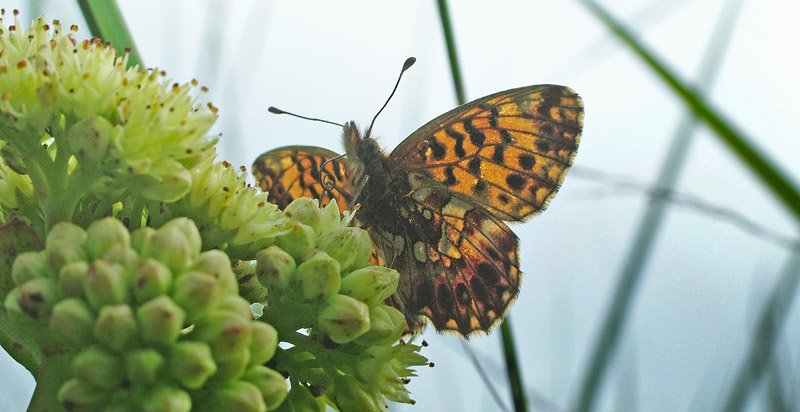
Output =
[{"x1": 254, "y1": 66, "x2": 583, "y2": 337}]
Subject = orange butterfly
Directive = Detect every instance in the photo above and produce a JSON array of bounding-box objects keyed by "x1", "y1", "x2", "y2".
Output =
[{"x1": 254, "y1": 60, "x2": 583, "y2": 336}]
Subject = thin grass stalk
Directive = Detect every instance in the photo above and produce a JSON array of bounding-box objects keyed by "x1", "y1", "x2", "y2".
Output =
[
  {"x1": 570, "y1": 0, "x2": 744, "y2": 410},
  {"x1": 435, "y1": 2, "x2": 526, "y2": 411},
  {"x1": 720, "y1": 250, "x2": 800, "y2": 412},
  {"x1": 75, "y1": 0, "x2": 143, "y2": 68},
  {"x1": 579, "y1": 0, "x2": 800, "y2": 225}
]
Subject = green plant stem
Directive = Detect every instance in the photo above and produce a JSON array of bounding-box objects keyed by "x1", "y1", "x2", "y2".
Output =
[
  {"x1": 579, "y1": 0, "x2": 800, "y2": 226},
  {"x1": 720, "y1": 250, "x2": 800, "y2": 412},
  {"x1": 76, "y1": 0, "x2": 143, "y2": 69},
  {"x1": 570, "y1": 1, "x2": 744, "y2": 410},
  {"x1": 26, "y1": 353, "x2": 74, "y2": 412},
  {"x1": 435, "y1": 2, "x2": 526, "y2": 411},
  {"x1": 435, "y1": 0, "x2": 465, "y2": 105}
]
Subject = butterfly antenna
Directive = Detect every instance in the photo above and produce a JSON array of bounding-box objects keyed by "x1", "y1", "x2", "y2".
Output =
[
  {"x1": 268, "y1": 106, "x2": 344, "y2": 128},
  {"x1": 320, "y1": 153, "x2": 347, "y2": 192},
  {"x1": 365, "y1": 56, "x2": 416, "y2": 137}
]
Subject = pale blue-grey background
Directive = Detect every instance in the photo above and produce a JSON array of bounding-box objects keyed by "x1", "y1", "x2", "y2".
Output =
[{"x1": 2, "y1": 1, "x2": 799, "y2": 411}]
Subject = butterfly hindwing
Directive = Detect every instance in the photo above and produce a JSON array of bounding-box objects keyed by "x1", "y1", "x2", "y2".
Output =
[
  {"x1": 253, "y1": 145, "x2": 351, "y2": 213},
  {"x1": 389, "y1": 85, "x2": 583, "y2": 222}
]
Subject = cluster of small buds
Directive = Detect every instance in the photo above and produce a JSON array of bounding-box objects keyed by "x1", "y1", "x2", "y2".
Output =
[
  {"x1": 4, "y1": 217, "x2": 287, "y2": 412},
  {"x1": 253, "y1": 198, "x2": 428, "y2": 411}
]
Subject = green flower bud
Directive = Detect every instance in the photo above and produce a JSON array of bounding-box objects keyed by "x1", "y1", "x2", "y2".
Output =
[
  {"x1": 141, "y1": 385, "x2": 191, "y2": 412},
  {"x1": 73, "y1": 346, "x2": 125, "y2": 389},
  {"x1": 133, "y1": 258, "x2": 173, "y2": 303},
  {"x1": 83, "y1": 260, "x2": 129, "y2": 310},
  {"x1": 160, "y1": 217, "x2": 202, "y2": 260},
  {"x1": 46, "y1": 238, "x2": 87, "y2": 277},
  {"x1": 125, "y1": 349, "x2": 165, "y2": 384},
  {"x1": 317, "y1": 227, "x2": 372, "y2": 273},
  {"x1": 255, "y1": 246, "x2": 296, "y2": 291},
  {"x1": 234, "y1": 260, "x2": 267, "y2": 304},
  {"x1": 191, "y1": 250, "x2": 237, "y2": 295},
  {"x1": 214, "y1": 294, "x2": 254, "y2": 320},
  {"x1": 210, "y1": 347, "x2": 251, "y2": 384},
  {"x1": 339, "y1": 266, "x2": 399, "y2": 307},
  {"x1": 58, "y1": 261, "x2": 89, "y2": 298},
  {"x1": 50, "y1": 298, "x2": 95, "y2": 345},
  {"x1": 11, "y1": 251, "x2": 48, "y2": 286},
  {"x1": 354, "y1": 305, "x2": 406, "y2": 346},
  {"x1": 138, "y1": 167, "x2": 194, "y2": 203},
  {"x1": 65, "y1": 115, "x2": 115, "y2": 166},
  {"x1": 141, "y1": 224, "x2": 193, "y2": 274},
  {"x1": 288, "y1": 385, "x2": 325, "y2": 412},
  {"x1": 275, "y1": 222, "x2": 315, "y2": 262},
  {"x1": 131, "y1": 227, "x2": 156, "y2": 255},
  {"x1": 137, "y1": 295, "x2": 186, "y2": 344},
  {"x1": 168, "y1": 341, "x2": 217, "y2": 389},
  {"x1": 242, "y1": 365, "x2": 288, "y2": 410},
  {"x1": 317, "y1": 198, "x2": 341, "y2": 236},
  {"x1": 94, "y1": 304, "x2": 137, "y2": 351},
  {"x1": 102, "y1": 244, "x2": 139, "y2": 273},
  {"x1": 193, "y1": 310, "x2": 252, "y2": 353},
  {"x1": 292, "y1": 252, "x2": 341, "y2": 302},
  {"x1": 16, "y1": 278, "x2": 57, "y2": 321},
  {"x1": 317, "y1": 295, "x2": 370, "y2": 344},
  {"x1": 57, "y1": 378, "x2": 109, "y2": 412},
  {"x1": 208, "y1": 381, "x2": 266, "y2": 412},
  {"x1": 283, "y1": 197, "x2": 321, "y2": 233},
  {"x1": 172, "y1": 271, "x2": 220, "y2": 323},
  {"x1": 248, "y1": 321, "x2": 278, "y2": 366},
  {"x1": 86, "y1": 217, "x2": 131, "y2": 261},
  {"x1": 3, "y1": 288, "x2": 25, "y2": 322},
  {"x1": 330, "y1": 375, "x2": 384, "y2": 412},
  {"x1": 46, "y1": 222, "x2": 87, "y2": 249}
]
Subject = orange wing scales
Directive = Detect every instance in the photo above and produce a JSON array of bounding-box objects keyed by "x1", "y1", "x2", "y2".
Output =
[{"x1": 254, "y1": 84, "x2": 583, "y2": 337}]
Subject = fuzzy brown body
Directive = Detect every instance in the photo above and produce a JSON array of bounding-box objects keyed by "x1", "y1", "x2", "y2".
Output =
[{"x1": 254, "y1": 85, "x2": 583, "y2": 336}]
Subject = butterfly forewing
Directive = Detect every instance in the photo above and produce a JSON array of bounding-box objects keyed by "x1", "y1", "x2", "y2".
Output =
[
  {"x1": 389, "y1": 85, "x2": 583, "y2": 221},
  {"x1": 253, "y1": 146, "x2": 352, "y2": 212}
]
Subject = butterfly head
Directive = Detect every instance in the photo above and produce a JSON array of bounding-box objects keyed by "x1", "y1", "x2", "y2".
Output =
[{"x1": 343, "y1": 121, "x2": 383, "y2": 170}]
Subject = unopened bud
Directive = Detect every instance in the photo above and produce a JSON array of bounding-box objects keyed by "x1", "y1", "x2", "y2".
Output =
[
  {"x1": 191, "y1": 249, "x2": 237, "y2": 294},
  {"x1": 137, "y1": 295, "x2": 186, "y2": 344},
  {"x1": 160, "y1": 217, "x2": 202, "y2": 259},
  {"x1": 85, "y1": 217, "x2": 130, "y2": 260},
  {"x1": 317, "y1": 294, "x2": 370, "y2": 344},
  {"x1": 172, "y1": 271, "x2": 220, "y2": 323},
  {"x1": 255, "y1": 246, "x2": 296, "y2": 291},
  {"x1": 130, "y1": 227, "x2": 156, "y2": 255},
  {"x1": 125, "y1": 349, "x2": 165, "y2": 384},
  {"x1": 93, "y1": 304, "x2": 137, "y2": 351},
  {"x1": 141, "y1": 224, "x2": 193, "y2": 274},
  {"x1": 141, "y1": 385, "x2": 191, "y2": 412},
  {"x1": 132, "y1": 258, "x2": 172, "y2": 303},
  {"x1": 72, "y1": 346, "x2": 125, "y2": 389},
  {"x1": 16, "y1": 278, "x2": 57, "y2": 321},
  {"x1": 317, "y1": 227, "x2": 372, "y2": 273},
  {"x1": 317, "y1": 198, "x2": 342, "y2": 236},
  {"x1": 242, "y1": 365, "x2": 288, "y2": 410},
  {"x1": 50, "y1": 298, "x2": 95, "y2": 345},
  {"x1": 283, "y1": 197, "x2": 322, "y2": 233},
  {"x1": 57, "y1": 261, "x2": 89, "y2": 299},
  {"x1": 209, "y1": 347, "x2": 251, "y2": 384},
  {"x1": 65, "y1": 115, "x2": 114, "y2": 165},
  {"x1": 276, "y1": 221, "x2": 315, "y2": 262},
  {"x1": 354, "y1": 305, "x2": 406, "y2": 346},
  {"x1": 168, "y1": 341, "x2": 217, "y2": 389},
  {"x1": 193, "y1": 310, "x2": 253, "y2": 353},
  {"x1": 46, "y1": 222, "x2": 87, "y2": 249},
  {"x1": 11, "y1": 251, "x2": 48, "y2": 286},
  {"x1": 46, "y1": 238, "x2": 86, "y2": 276},
  {"x1": 235, "y1": 261, "x2": 267, "y2": 303},
  {"x1": 248, "y1": 321, "x2": 278, "y2": 366},
  {"x1": 339, "y1": 266, "x2": 398, "y2": 307},
  {"x1": 208, "y1": 381, "x2": 266, "y2": 412},
  {"x1": 82, "y1": 260, "x2": 129, "y2": 310},
  {"x1": 292, "y1": 251, "x2": 341, "y2": 302},
  {"x1": 215, "y1": 294, "x2": 254, "y2": 320},
  {"x1": 57, "y1": 378, "x2": 109, "y2": 411}
]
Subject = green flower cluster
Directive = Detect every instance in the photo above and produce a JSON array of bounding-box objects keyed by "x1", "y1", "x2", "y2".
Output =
[
  {"x1": 4, "y1": 217, "x2": 286, "y2": 411},
  {"x1": 0, "y1": 13, "x2": 429, "y2": 412},
  {"x1": 249, "y1": 198, "x2": 428, "y2": 411}
]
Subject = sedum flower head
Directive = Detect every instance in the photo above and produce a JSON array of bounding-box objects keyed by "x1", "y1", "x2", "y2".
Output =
[
  {"x1": 0, "y1": 13, "x2": 218, "y2": 231},
  {"x1": 253, "y1": 198, "x2": 428, "y2": 411},
  {"x1": 4, "y1": 217, "x2": 286, "y2": 411}
]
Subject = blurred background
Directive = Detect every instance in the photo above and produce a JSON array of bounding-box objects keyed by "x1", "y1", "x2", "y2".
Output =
[{"x1": 2, "y1": 1, "x2": 799, "y2": 411}]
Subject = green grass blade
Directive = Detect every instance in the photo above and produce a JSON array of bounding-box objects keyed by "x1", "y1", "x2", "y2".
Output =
[
  {"x1": 436, "y1": 2, "x2": 526, "y2": 411},
  {"x1": 75, "y1": 0, "x2": 143, "y2": 68},
  {"x1": 570, "y1": 0, "x2": 745, "y2": 410},
  {"x1": 720, "y1": 251, "x2": 800, "y2": 412},
  {"x1": 579, "y1": 0, "x2": 800, "y2": 224}
]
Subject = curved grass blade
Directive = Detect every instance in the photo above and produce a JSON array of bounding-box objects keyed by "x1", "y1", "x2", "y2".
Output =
[{"x1": 76, "y1": 0, "x2": 143, "y2": 68}]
